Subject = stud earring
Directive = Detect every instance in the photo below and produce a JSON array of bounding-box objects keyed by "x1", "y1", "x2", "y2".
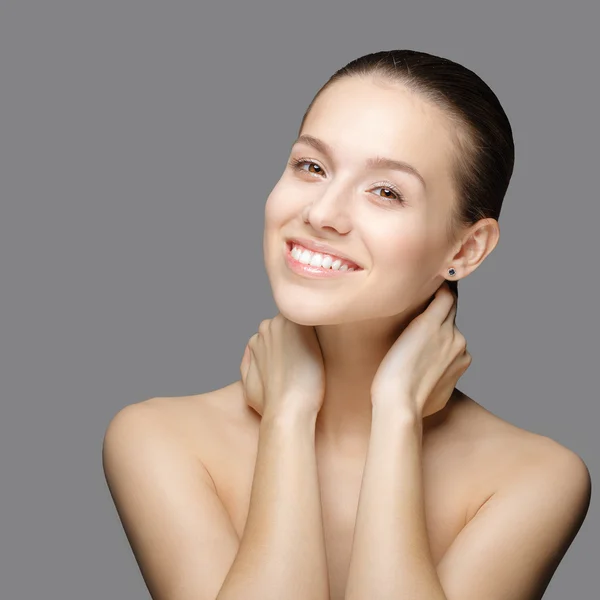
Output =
[{"x1": 448, "y1": 267, "x2": 456, "y2": 276}]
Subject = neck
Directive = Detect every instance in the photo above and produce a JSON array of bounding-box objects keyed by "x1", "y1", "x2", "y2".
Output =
[{"x1": 313, "y1": 294, "x2": 450, "y2": 454}]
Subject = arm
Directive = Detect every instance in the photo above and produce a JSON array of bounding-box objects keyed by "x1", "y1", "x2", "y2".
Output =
[
  {"x1": 102, "y1": 401, "x2": 330, "y2": 600},
  {"x1": 344, "y1": 404, "x2": 443, "y2": 600},
  {"x1": 217, "y1": 408, "x2": 330, "y2": 600},
  {"x1": 102, "y1": 402, "x2": 240, "y2": 600},
  {"x1": 344, "y1": 403, "x2": 592, "y2": 600}
]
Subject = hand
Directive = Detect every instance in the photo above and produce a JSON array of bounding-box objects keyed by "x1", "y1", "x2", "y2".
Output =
[
  {"x1": 239, "y1": 313, "x2": 326, "y2": 419},
  {"x1": 370, "y1": 281, "x2": 472, "y2": 419}
]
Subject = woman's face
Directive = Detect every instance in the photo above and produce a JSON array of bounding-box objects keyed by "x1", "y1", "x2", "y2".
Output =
[{"x1": 264, "y1": 76, "x2": 462, "y2": 326}]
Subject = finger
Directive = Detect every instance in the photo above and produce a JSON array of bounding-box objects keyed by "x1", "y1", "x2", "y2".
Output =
[
  {"x1": 428, "y1": 281, "x2": 456, "y2": 324},
  {"x1": 240, "y1": 343, "x2": 250, "y2": 369},
  {"x1": 247, "y1": 332, "x2": 260, "y2": 353},
  {"x1": 248, "y1": 344, "x2": 264, "y2": 380},
  {"x1": 240, "y1": 344, "x2": 251, "y2": 381},
  {"x1": 242, "y1": 334, "x2": 258, "y2": 377},
  {"x1": 457, "y1": 350, "x2": 472, "y2": 375},
  {"x1": 442, "y1": 298, "x2": 458, "y2": 328},
  {"x1": 245, "y1": 352, "x2": 264, "y2": 414},
  {"x1": 258, "y1": 319, "x2": 270, "y2": 336},
  {"x1": 453, "y1": 330, "x2": 467, "y2": 353}
]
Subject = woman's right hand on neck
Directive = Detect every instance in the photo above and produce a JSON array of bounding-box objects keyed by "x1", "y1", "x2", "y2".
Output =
[{"x1": 240, "y1": 313, "x2": 326, "y2": 420}]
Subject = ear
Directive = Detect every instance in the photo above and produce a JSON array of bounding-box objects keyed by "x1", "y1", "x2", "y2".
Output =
[{"x1": 443, "y1": 218, "x2": 499, "y2": 280}]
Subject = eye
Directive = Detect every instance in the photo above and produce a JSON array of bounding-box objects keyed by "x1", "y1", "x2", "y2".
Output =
[
  {"x1": 288, "y1": 157, "x2": 407, "y2": 206},
  {"x1": 371, "y1": 183, "x2": 405, "y2": 205},
  {"x1": 288, "y1": 157, "x2": 325, "y2": 176}
]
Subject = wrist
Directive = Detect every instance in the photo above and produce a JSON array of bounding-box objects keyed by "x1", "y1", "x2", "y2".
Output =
[
  {"x1": 261, "y1": 405, "x2": 319, "y2": 429},
  {"x1": 371, "y1": 395, "x2": 421, "y2": 424}
]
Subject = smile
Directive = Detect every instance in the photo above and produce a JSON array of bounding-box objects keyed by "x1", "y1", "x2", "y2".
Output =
[{"x1": 284, "y1": 241, "x2": 363, "y2": 279}]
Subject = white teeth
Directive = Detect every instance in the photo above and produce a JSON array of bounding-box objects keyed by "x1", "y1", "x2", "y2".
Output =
[
  {"x1": 291, "y1": 244, "x2": 356, "y2": 271},
  {"x1": 321, "y1": 254, "x2": 333, "y2": 269},
  {"x1": 309, "y1": 253, "x2": 323, "y2": 267},
  {"x1": 298, "y1": 249, "x2": 312, "y2": 264}
]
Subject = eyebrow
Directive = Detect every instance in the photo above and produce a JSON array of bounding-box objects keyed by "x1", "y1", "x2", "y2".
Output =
[{"x1": 291, "y1": 134, "x2": 427, "y2": 190}]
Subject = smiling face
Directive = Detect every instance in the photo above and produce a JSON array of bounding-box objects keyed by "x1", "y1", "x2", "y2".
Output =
[{"x1": 263, "y1": 76, "x2": 464, "y2": 325}]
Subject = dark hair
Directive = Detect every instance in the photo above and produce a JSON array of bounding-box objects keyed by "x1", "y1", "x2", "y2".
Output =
[{"x1": 297, "y1": 49, "x2": 515, "y2": 299}]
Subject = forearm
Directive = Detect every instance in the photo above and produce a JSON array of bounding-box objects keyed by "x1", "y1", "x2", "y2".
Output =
[
  {"x1": 344, "y1": 404, "x2": 447, "y2": 600},
  {"x1": 217, "y1": 408, "x2": 330, "y2": 600}
]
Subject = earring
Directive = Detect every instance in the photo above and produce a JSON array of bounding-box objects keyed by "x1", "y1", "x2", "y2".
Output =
[{"x1": 448, "y1": 267, "x2": 456, "y2": 276}]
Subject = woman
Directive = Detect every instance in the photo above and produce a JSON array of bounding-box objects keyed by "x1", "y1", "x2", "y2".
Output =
[{"x1": 103, "y1": 50, "x2": 591, "y2": 600}]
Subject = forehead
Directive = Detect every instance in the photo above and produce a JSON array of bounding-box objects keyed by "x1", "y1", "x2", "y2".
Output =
[{"x1": 301, "y1": 77, "x2": 458, "y2": 195}]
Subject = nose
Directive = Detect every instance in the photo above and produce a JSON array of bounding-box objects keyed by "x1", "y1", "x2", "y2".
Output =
[{"x1": 303, "y1": 181, "x2": 353, "y2": 234}]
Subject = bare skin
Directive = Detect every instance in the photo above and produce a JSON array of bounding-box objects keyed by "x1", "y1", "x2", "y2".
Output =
[
  {"x1": 104, "y1": 77, "x2": 590, "y2": 599},
  {"x1": 138, "y1": 381, "x2": 566, "y2": 600}
]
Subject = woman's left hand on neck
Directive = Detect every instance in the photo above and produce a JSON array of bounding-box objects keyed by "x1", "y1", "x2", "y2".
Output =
[{"x1": 370, "y1": 281, "x2": 472, "y2": 420}]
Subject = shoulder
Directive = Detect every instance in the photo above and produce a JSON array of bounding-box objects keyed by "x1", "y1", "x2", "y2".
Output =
[
  {"x1": 102, "y1": 388, "x2": 247, "y2": 599},
  {"x1": 452, "y1": 391, "x2": 591, "y2": 515},
  {"x1": 104, "y1": 380, "x2": 253, "y2": 466},
  {"x1": 434, "y1": 396, "x2": 591, "y2": 600}
]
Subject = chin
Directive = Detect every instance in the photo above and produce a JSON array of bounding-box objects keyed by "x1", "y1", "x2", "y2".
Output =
[{"x1": 274, "y1": 294, "x2": 354, "y2": 326}]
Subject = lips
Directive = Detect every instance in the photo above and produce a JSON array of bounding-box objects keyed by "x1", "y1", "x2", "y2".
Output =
[{"x1": 286, "y1": 237, "x2": 363, "y2": 269}]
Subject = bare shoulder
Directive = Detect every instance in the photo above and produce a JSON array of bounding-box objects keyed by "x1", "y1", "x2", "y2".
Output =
[
  {"x1": 450, "y1": 390, "x2": 591, "y2": 517},
  {"x1": 102, "y1": 385, "x2": 248, "y2": 599},
  {"x1": 129, "y1": 380, "x2": 254, "y2": 461},
  {"x1": 456, "y1": 390, "x2": 588, "y2": 460},
  {"x1": 430, "y1": 394, "x2": 591, "y2": 600}
]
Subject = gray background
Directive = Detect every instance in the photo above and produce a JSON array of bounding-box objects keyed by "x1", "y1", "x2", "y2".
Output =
[{"x1": 0, "y1": 1, "x2": 597, "y2": 598}]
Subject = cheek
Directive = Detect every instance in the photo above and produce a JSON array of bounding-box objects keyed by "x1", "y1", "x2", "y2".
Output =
[
  {"x1": 264, "y1": 182, "x2": 299, "y2": 225},
  {"x1": 263, "y1": 185, "x2": 297, "y2": 265},
  {"x1": 264, "y1": 188, "x2": 279, "y2": 223},
  {"x1": 374, "y1": 226, "x2": 432, "y2": 271}
]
